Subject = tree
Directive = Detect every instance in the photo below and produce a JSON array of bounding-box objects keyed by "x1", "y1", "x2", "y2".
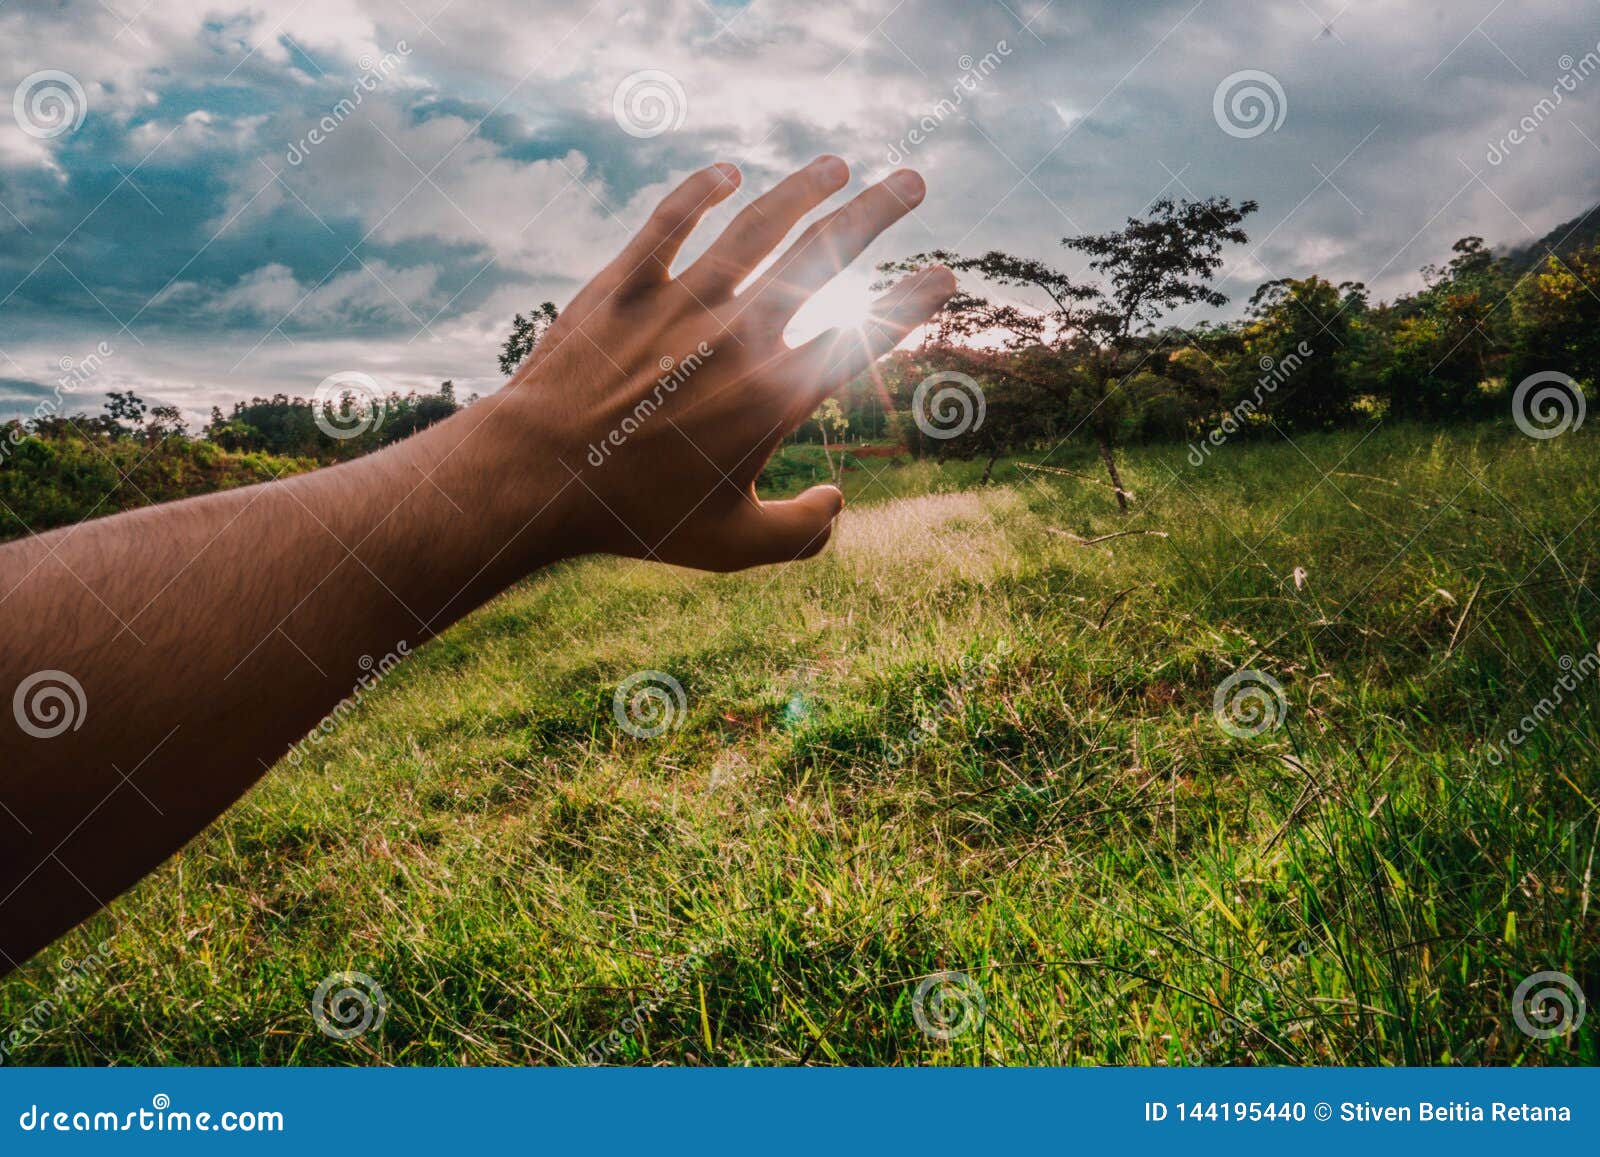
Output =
[
  {"x1": 498, "y1": 302, "x2": 560, "y2": 376},
  {"x1": 812, "y1": 397, "x2": 848, "y2": 482},
  {"x1": 1240, "y1": 276, "x2": 1366, "y2": 430},
  {"x1": 1368, "y1": 237, "x2": 1516, "y2": 422},
  {"x1": 884, "y1": 196, "x2": 1255, "y2": 510},
  {"x1": 1509, "y1": 243, "x2": 1600, "y2": 387},
  {"x1": 381, "y1": 382, "x2": 464, "y2": 442},
  {"x1": 104, "y1": 391, "x2": 147, "y2": 435},
  {"x1": 145, "y1": 404, "x2": 189, "y2": 441}
]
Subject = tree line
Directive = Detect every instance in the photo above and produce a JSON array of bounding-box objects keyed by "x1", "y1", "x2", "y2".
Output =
[
  {"x1": 852, "y1": 198, "x2": 1597, "y2": 501},
  {"x1": 0, "y1": 383, "x2": 471, "y2": 540},
  {"x1": 4, "y1": 194, "x2": 1594, "y2": 538}
]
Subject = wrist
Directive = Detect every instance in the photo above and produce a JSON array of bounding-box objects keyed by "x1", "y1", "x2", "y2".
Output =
[{"x1": 401, "y1": 391, "x2": 585, "y2": 582}]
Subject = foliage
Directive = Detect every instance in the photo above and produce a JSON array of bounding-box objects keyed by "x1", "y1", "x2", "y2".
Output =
[
  {"x1": 882, "y1": 196, "x2": 1258, "y2": 509},
  {"x1": 860, "y1": 222, "x2": 1599, "y2": 476},
  {"x1": 203, "y1": 381, "x2": 468, "y2": 461},
  {"x1": 1, "y1": 380, "x2": 467, "y2": 540},
  {"x1": 1510, "y1": 246, "x2": 1600, "y2": 385},
  {"x1": 498, "y1": 302, "x2": 560, "y2": 376},
  {"x1": 1, "y1": 418, "x2": 316, "y2": 541},
  {"x1": 1239, "y1": 275, "x2": 1366, "y2": 430}
]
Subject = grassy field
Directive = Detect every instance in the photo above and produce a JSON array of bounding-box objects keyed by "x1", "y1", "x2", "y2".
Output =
[{"x1": 3, "y1": 421, "x2": 1598, "y2": 1065}]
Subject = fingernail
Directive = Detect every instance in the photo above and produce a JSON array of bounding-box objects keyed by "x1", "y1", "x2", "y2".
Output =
[
  {"x1": 813, "y1": 154, "x2": 849, "y2": 187},
  {"x1": 887, "y1": 169, "x2": 926, "y2": 203},
  {"x1": 713, "y1": 162, "x2": 741, "y2": 186}
]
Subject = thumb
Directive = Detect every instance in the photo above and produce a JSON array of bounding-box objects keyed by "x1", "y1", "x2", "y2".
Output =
[{"x1": 728, "y1": 484, "x2": 845, "y2": 568}]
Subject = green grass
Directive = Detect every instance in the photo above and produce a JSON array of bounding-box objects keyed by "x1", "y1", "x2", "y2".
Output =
[{"x1": 4, "y1": 422, "x2": 1598, "y2": 1065}]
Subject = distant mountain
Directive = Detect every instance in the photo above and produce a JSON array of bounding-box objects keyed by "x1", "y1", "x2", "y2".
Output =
[{"x1": 1503, "y1": 199, "x2": 1600, "y2": 272}]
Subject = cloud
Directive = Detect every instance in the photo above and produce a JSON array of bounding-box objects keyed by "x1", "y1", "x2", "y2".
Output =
[
  {"x1": 0, "y1": 0, "x2": 1595, "y2": 418},
  {"x1": 203, "y1": 258, "x2": 445, "y2": 328}
]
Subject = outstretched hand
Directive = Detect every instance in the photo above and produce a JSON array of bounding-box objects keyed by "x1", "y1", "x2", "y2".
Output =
[
  {"x1": 0, "y1": 155, "x2": 950, "y2": 969},
  {"x1": 505, "y1": 156, "x2": 954, "y2": 571}
]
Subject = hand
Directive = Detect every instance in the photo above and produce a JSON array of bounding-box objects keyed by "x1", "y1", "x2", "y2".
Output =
[
  {"x1": 0, "y1": 155, "x2": 952, "y2": 968},
  {"x1": 503, "y1": 155, "x2": 955, "y2": 571}
]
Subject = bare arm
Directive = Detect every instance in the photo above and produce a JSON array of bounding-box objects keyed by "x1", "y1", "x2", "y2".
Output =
[{"x1": 0, "y1": 157, "x2": 954, "y2": 971}]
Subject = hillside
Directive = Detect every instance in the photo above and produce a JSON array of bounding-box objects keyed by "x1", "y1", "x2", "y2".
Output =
[{"x1": 1504, "y1": 197, "x2": 1600, "y2": 271}]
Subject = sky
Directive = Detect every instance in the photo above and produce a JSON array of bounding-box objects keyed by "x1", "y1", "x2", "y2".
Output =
[{"x1": 1, "y1": 0, "x2": 1598, "y2": 423}]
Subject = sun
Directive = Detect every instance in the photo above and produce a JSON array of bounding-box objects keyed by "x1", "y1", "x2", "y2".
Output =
[{"x1": 783, "y1": 268, "x2": 879, "y2": 346}]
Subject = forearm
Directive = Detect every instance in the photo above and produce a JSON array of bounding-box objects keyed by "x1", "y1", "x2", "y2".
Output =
[
  {"x1": 0, "y1": 156, "x2": 948, "y2": 974},
  {"x1": 0, "y1": 397, "x2": 567, "y2": 967}
]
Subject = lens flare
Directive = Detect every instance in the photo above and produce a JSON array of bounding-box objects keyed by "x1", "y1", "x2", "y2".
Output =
[{"x1": 784, "y1": 269, "x2": 878, "y2": 345}]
